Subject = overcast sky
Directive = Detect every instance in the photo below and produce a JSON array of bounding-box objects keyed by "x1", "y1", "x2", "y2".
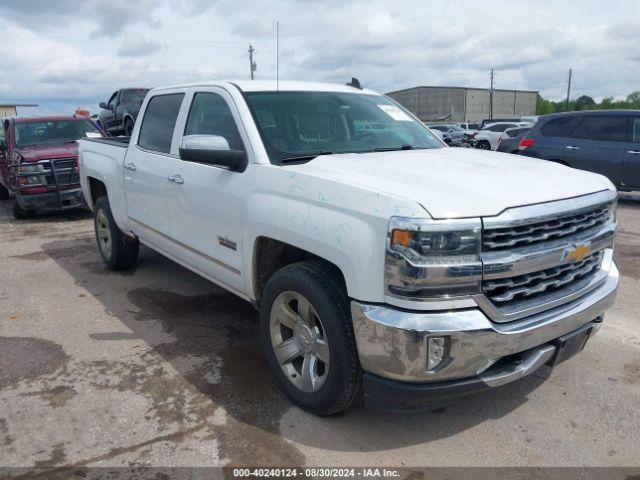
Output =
[{"x1": 0, "y1": 0, "x2": 638, "y2": 114}]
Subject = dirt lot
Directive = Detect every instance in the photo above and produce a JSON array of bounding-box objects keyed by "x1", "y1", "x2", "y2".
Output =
[{"x1": 0, "y1": 195, "x2": 639, "y2": 475}]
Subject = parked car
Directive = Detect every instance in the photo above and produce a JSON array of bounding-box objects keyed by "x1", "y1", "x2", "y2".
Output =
[
  {"x1": 430, "y1": 124, "x2": 465, "y2": 146},
  {"x1": 518, "y1": 110, "x2": 640, "y2": 191},
  {"x1": 97, "y1": 88, "x2": 150, "y2": 136},
  {"x1": 457, "y1": 122, "x2": 480, "y2": 130},
  {"x1": 497, "y1": 126, "x2": 532, "y2": 154},
  {"x1": 475, "y1": 122, "x2": 531, "y2": 150},
  {"x1": 79, "y1": 81, "x2": 618, "y2": 415},
  {"x1": 480, "y1": 117, "x2": 521, "y2": 128},
  {"x1": 0, "y1": 115, "x2": 104, "y2": 219}
]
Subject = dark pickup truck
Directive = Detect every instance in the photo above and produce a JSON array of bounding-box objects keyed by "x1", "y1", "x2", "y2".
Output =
[
  {"x1": 0, "y1": 115, "x2": 104, "y2": 219},
  {"x1": 97, "y1": 88, "x2": 150, "y2": 136}
]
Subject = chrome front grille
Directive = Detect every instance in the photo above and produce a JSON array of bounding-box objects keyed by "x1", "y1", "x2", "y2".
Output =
[
  {"x1": 483, "y1": 204, "x2": 610, "y2": 250},
  {"x1": 483, "y1": 252, "x2": 602, "y2": 305},
  {"x1": 477, "y1": 191, "x2": 617, "y2": 322}
]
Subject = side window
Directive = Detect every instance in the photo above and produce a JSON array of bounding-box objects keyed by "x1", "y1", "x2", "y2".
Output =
[
  {"x1": 138, "y1": 93, "x2": 184, "y2": 154},
  {"x1": 184, "y1": 92, "x2": 244, "y2": 151},
  {"x1": 540, "y1": 116, "x2": 581, "y2": 138},
  {"x1": 573, "y1": 115, "x2": 628, "y2": 142},
  {"x1": 489, "y1": 124, "x2": 505, "y2": 132},
  {"x1": 632, "y1": 118, "x2": 640, "y2": 143},
  {"x1": 107, "y1": 92, "x2": 117, "y2": 109}
]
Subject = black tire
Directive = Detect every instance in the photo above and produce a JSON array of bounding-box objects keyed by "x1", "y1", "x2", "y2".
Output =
[
  {"x1": 94, "y1": 196, "x2": 139, "y2": 270},
  {"x1": 124, "y1": 118, "x2": 134, "y2": 136},
  {"x1": 260, "y1": 260, "x2": 362, "y2": 415},
  {"x1": 0, "y1": 183, "x2": 9, "y2": 200},
  {"x1": 12, "y1": 200, "x2": 34, "y2": 220},
  {"x1": 477, "y1": 140, "x2": 491, "y2": 150}
]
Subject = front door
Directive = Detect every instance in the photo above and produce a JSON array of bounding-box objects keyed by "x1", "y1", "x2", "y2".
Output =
[
  {"x1": 124, "y1": 92, "x2": 185, "y2": 249},
  {"x1": 621, "y1": 116, "x2": 640, "y2": 189},
  {"x1": 167, "y1": 89, "x2": 248, "y2": 292}
]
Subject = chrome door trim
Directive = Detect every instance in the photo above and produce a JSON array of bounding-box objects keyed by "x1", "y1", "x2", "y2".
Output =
[{"x1": 129, "y1": 217, "x2": 241, "y2": 275}]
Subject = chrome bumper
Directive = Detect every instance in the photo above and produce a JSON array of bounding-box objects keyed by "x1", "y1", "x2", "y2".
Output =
[{"x1": 351, "y1": 254, "x2": 618, "y2": 384}]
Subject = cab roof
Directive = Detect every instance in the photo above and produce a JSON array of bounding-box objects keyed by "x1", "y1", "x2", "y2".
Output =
[
  {"x1": 151, "y1": 80, "x2": 380, "y2": 96},
  {"x1": 12, "y1": 114, "x2": 91, "y2": 123}
]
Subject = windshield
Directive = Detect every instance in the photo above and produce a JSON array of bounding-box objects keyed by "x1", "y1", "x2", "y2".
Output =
[
  {"x1": 15, "y1": 120, "x2": 101, "y2": 148},
  {"x1": 448, "y1": 125, "x2": 464, "y2": 131},
  {"x1": 121, "y1": 89, "x2": 149, "y2": 104},
  {"x1": 243, "y1": 91, "x2": 443, "y2": 162}
]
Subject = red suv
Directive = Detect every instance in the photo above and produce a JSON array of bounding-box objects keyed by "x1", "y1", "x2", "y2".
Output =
[{"x1": 0, "y1": 115, "x2": 104, "y2": 219}]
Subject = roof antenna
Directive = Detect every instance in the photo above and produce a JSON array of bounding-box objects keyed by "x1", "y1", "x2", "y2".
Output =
[{"x1": 346, "y1": 77, "x2": 363, "y2": 90}]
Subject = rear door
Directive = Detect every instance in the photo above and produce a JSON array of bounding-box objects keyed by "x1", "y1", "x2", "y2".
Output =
[
  {"x1": 621, "y1": 116, "x2": 640, "y2": 189},
  {"x1": 124, "y1": 92, "x2": 185, "y2": 250},
  {"x1": 166, "y1": 88, "x2": 250, "y2": 292},
  {"x1": 564, "y1": 114, "x2": 628, "y2": 185}
]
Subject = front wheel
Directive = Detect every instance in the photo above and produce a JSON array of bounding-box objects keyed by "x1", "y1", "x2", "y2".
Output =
[
  {"x1": 476, "y1": 140, "x2": 491, "y2": 150},
  {"x1": 260, "y1": 261, "x2": 362, "y2": 415},
  {"x1": 94, "y1": 196, "x2": 139, "y2": 270}
]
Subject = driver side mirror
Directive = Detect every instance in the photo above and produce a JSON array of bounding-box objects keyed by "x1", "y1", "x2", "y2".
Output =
[
  {"x1": 99, "y1": 102, "x2": 107, "y2": 109},
  {"x1": 179, "y1": 135, "x2": 247, "y2": 172}
]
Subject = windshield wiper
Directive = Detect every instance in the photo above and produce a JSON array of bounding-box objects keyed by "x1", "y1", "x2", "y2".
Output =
[
  {"x1": 280, "y1": 151, "x2": 335, "y2": 163},
  {"x1": 373, "y1": 144, "x2": 417, "y2": 152}
]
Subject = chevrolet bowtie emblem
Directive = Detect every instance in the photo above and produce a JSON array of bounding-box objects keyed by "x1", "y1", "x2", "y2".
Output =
[{"x1": 564, "y1": 243, "x2": 590, "y2": 262}]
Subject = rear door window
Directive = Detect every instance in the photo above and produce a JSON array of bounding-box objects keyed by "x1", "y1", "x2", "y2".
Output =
[
  {"x1": 137, "y1": 93, "x2": 185, "y2": 154},
  {"x1": 540, "y1": 116, "x2": 582, "y2": 137},
  {"x1": 573, "y1": 115, "x2": 629, "y2": 142}
]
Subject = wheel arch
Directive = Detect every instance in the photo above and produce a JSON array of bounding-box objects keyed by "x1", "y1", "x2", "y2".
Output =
[
  {"x1": 252, "y1": 237, "x2": 347, "y2": 304},
  {"x1": 86, "y1": 176, "x2": 107, "y2": 210}
]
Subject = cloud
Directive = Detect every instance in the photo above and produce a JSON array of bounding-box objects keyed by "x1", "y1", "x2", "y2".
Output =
[
  {"x1": 118, "y1": 38, "x2": 163, "y2": 57},
  {"x1": 0, "y1": 0, "x2": 639, "y2": 115}
]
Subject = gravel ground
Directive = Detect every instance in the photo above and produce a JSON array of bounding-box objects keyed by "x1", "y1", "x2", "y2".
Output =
[{"x1": 0, "y1": 194, "x2": 638, "y2": 476}]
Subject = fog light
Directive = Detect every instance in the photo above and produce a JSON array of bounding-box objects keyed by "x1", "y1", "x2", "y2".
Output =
[{"x1": 427, "y1": 336, "x2": 449, "y2": 371}]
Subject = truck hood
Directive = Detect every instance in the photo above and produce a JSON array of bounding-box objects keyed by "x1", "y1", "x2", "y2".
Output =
[
  {"x1": 16, "y1": 143, "x2": 78, "y2": 162},
  {"x1": 291, "y1": 148, "x2": 614, "y2": 218}
]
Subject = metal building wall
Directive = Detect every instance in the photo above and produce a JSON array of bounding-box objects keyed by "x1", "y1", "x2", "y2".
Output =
[{"x1": 388, "y1": 86, "x2": 538, "y2": 123}]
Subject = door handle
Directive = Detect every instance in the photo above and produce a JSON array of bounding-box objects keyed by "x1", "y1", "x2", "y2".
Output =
[
  {"x1": 168, "y1": 174, "x2": 184, "y2": 184},
  {"x1": 628, "y1": 150, "x2": 640, "y2": 155},
  {"x1": 124, "y1": 162, "x2": 136, "y2": 171},
  {"x1": 565, "y1": 146, "x2": 580, "y2": 150}
]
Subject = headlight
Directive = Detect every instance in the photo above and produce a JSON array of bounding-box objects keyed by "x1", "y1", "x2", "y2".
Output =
[
  {"x1": 385, "y1": 217, "x2": 482, "y2": 301},
  {"x1": 17, "y1": 164, "x2": 45, "y2": 173}
]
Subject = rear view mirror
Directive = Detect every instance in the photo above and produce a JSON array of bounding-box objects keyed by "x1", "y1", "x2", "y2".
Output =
[
  {"x1": 99, "y1": 102, "x2": 107, "y2": 109},
  {"x1": 179, "y1": 135, "x2": 247, "y2": 172}
]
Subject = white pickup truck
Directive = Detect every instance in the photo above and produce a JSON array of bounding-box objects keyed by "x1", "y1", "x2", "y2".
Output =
[{"x1": 79, "y1": 81, "x2": 618, "y2": 415}]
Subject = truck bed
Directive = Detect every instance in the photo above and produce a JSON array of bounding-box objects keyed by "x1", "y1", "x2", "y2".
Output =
[{"x1": 82, "y1": 136, "x2": 131, "y2": 147}]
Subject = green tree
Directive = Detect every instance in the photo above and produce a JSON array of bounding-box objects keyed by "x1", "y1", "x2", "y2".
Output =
[{"x1": 574, "y1": 95, "x2": 596, "y2": 111}]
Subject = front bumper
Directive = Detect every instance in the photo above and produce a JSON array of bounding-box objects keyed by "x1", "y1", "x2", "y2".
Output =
[
  {"x1": 351, "y1": 256, "x2": 618, "y2": 410},
  {"x1": 16, "y1": 188, "x2": 85, "y2": 212}
]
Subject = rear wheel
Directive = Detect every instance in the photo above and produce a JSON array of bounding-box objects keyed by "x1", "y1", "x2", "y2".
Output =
[
  {"x1": 477, "y1": 140, "x2": 491, "y2": 150},
  {"x1": 124, "y1": 118, "x2": 134, "y2": 136},
  {"x1": 94, "y1": 196, "x2": 139, "y2": 270},
  {"x1": 12, "y1": 201, "x2": 34, "y2": 220},
  {"x1": 260, "y1": 261, "x2": 362, "y2": 415}
]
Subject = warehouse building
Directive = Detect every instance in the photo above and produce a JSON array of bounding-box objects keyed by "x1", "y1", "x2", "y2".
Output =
[
  {"x1": 386, "y1": 86, "x2": 538, "y2": 123},
  {"x1": 0, "y1": 103, "x2": 38, "y2": 117}
]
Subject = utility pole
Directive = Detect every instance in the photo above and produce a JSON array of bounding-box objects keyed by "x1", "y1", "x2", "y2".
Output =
[
  {"x1": 248, "y1": 45, "x2": 257, "y2": 80},
  {"x1": 489, "y1": 68, "x2": 495, "y2": 118},
  {"x1": 565, "y1": 68, "x2": 572, "y2": 111}
]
